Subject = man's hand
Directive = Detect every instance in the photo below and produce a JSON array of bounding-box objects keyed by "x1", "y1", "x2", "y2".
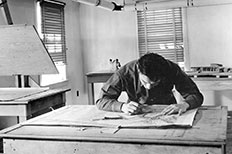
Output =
[
  {"x1": 121, "y1": 101, "x2": 140, "y2": 115},
  {"x1": 161, "y1": 101, "x2": 190, "y2": 115}
]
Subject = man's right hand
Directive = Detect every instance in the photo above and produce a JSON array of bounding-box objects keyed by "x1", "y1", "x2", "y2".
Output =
[{"x1": 121, "y1": 101, "x2": 140, "y2": 115}]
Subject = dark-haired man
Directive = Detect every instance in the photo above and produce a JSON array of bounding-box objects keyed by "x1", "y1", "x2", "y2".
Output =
[{"x1": 96, "y1": 53, "x2": 203, "y2": 115}]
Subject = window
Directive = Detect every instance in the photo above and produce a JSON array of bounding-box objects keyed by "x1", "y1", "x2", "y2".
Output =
[
  {"x1": 37, "y1": 0, "x2": 67, "y2": 86},
  {"x1": 137, "y1": 8, "x2": 184, "y2": 65}
]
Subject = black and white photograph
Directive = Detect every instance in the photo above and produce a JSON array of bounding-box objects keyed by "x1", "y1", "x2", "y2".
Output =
[{"x1": 0, "y1": 0, "x2": 231, "y2": 153}]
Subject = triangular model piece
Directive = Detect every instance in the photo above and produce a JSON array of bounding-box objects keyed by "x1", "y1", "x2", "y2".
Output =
[{"x1": 0, "y1": 24, "x2": 58, "y2": 75}]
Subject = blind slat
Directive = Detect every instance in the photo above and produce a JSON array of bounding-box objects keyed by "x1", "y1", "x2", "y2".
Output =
[
  {"x1": 41, "y1": 1, "x2": 66, "y2": 64},
  {"x1": 137, "y1": 8, "x2": 184, "y2": 63}
]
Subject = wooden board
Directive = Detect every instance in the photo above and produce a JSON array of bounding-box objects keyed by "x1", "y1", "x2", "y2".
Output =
[
  {"x1": 0, "y1": 105, "x2": 227, "y2": 154},
  {"x1": 3, "y1": 138, "x2": 221, "y2": 154},
  {"x1": 0, "y1": 105, "x2": 227, "y2": 146},
  {"x1": 0, "y1": 24, "x2": 58, "y2": 75},
  {"x1": 0, "y1": 88, "x2": 68, "y2": 122},
  {"x1": 0, "y1": 87, "x2": 49, "y2": 101}
]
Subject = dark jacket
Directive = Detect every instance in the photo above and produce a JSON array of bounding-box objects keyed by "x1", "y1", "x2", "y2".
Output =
[{"x1": 96, "y1": 60, "x2": 203, "y2": 112}]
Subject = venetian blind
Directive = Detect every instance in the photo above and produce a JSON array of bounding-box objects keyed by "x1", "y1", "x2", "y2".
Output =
[
  {"x1": 40, "y1": 0, "x2": 66, "y2": 64},
  {"x1": 137, "y1": 8, "x2": 184, "y2": 63}
]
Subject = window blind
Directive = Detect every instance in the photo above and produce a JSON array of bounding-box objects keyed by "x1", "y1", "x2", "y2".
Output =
[
  {"x1": 40, "y1": 0, "x2": 66, "y2": 64},
  {"x1": 137, "y1": 8, "x2": 184, "y2": 63}
]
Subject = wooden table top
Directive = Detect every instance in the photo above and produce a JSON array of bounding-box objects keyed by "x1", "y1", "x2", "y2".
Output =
[
  {"x1": 0, "y1": 88, "x2": 70, "y2": 104},
  {"x1": 0, "y1": 105, "x2": 227, "y2": 146}
]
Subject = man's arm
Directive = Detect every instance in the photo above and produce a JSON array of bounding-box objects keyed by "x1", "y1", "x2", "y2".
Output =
[
  {"x1": 173, "y1": 64, "x2": 204, "y2": 110},
  {"x1": 160, "y1": 63, "x2": 203, "y2": 115},
  {"x1": 96, "y1": 72, "x2": 125, "y2": 112}
]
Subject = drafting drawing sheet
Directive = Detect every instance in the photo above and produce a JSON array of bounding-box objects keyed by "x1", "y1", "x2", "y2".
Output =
[
  {"x1": 25, "y1": 105, "x2": 198, "y2": 129},
  {"x1": 95, "y1": 105, "x2": 198, "y2": 128}
]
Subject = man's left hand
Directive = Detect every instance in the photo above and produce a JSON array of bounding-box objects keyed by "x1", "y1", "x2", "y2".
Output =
[{"x1": 161, "y1": 101, "x2": 190, "y2": 115}]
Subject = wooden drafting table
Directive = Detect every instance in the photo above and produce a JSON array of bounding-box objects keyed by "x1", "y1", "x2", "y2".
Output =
[
  {"x1": 0, "y1": 105, "x2": 227, "y2": 154},
  {"x1": 0, "y1": 24, "x2": 69, "y2": 123},
  {"x1": 0, "y1": 88, "x2": 69, "y2": 123},
  {"x1": 86, "y1": 71, "x2": 113, "y2": 105}
]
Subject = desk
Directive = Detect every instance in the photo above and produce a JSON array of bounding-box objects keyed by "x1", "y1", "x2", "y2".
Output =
[
  {"x1": 0, "y1": 105, "x2": 227, "y2": 154},
  {"x1": 0, "y1": 88, "x2": 70, "y2": 123},
  {"x1": 86, "y1": 72, "x2": 113, "y2": 105},
  {"x1": 193, "y1": 78, "x2": 232, "y2": 91}
]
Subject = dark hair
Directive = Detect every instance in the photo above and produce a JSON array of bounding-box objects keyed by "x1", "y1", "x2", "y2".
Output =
[{"x1": 137, "y1": 53, "x2": 169, "y2": 80}]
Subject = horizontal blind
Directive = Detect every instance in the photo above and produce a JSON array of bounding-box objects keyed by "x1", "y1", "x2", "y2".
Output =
[
  {"x1": 41, "y1": 1, "x2": 66, "y2": 64},
  {"x1": 137, "y1": 8, "x2": 184, "y2": 63}
]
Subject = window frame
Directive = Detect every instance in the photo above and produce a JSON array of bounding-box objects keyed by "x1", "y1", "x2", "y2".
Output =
[
  {"x1": 36, "y1": 0, "x2": 67, "y2": 86},
  {"x1": 40, "y1": 0, "x2": 67, "y2": 64},
  {"x1": 136, "y1": 7, "x2": 186, "y2": 68}
]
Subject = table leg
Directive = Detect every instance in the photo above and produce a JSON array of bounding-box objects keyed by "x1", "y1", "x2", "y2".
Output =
[
  {"x1": 222, "y1": 144, "x2": 226, "y2": 154},
  {"x1": 17, "y1": 116, "x2": 27, "y2": 123},
  {"x1": 88, "y1": 83, "x2": 95, "y2": 105}
]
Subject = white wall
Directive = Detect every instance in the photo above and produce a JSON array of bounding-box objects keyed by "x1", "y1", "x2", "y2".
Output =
[
  {"x1": 64, "y1": 1, "x2": 86, "y2": 105},
  {"x1": 79, "y1": 4, "x2": 138, "y2": 101},
  {"x1": 186, "y1": 4, "x2": 232, "y2": 110},
  {"x1": 79, "y1": 5, "x2": 138, "y2": 72},
  {"x1": 187, "y1": 4, "x2": 232, "y2": 67}
]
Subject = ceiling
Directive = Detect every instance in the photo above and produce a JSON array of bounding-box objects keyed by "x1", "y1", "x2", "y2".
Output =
[
  {"x1": 73, "y1": 0, "x2": 184, "y2": 11},
  {"x1": 106, "y1": 0, "x2": 179, "y2": 5}
]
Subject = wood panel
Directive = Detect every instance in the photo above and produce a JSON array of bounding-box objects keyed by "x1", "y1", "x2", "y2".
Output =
[
  {"x1": 0, "y1": 88, "x2": 68, "y2": 123},
  {"x1": 3, "y1": 139, "x2": 221, "y2": 154},
  {"x1": 0, "y1": 105, "x2": 227, "y2": 154},
  {"x1": 1, "y1": 106, "x2": 226, "y2": 145},
  {"x1": 0, "y1": 105, "x2": 26, "y2": 116},
  {"x1": 86, "y1": 72, "x2": 113, "y2": 83},
  {"x1": 0, "y1": 88, "x2": 48, "y2": 101},
  {"x1": 0, "y1": 24, "x2": 58, "y2": 75}
]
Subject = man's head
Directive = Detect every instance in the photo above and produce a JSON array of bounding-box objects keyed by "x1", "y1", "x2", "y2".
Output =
[{"x1": 137, "y1": 53, "x2": 169, "y2": 89}]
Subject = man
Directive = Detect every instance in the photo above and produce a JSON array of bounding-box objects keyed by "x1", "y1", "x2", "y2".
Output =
[{"x1": 96, "y1": 53, "x2": 203, "y2": 115}]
